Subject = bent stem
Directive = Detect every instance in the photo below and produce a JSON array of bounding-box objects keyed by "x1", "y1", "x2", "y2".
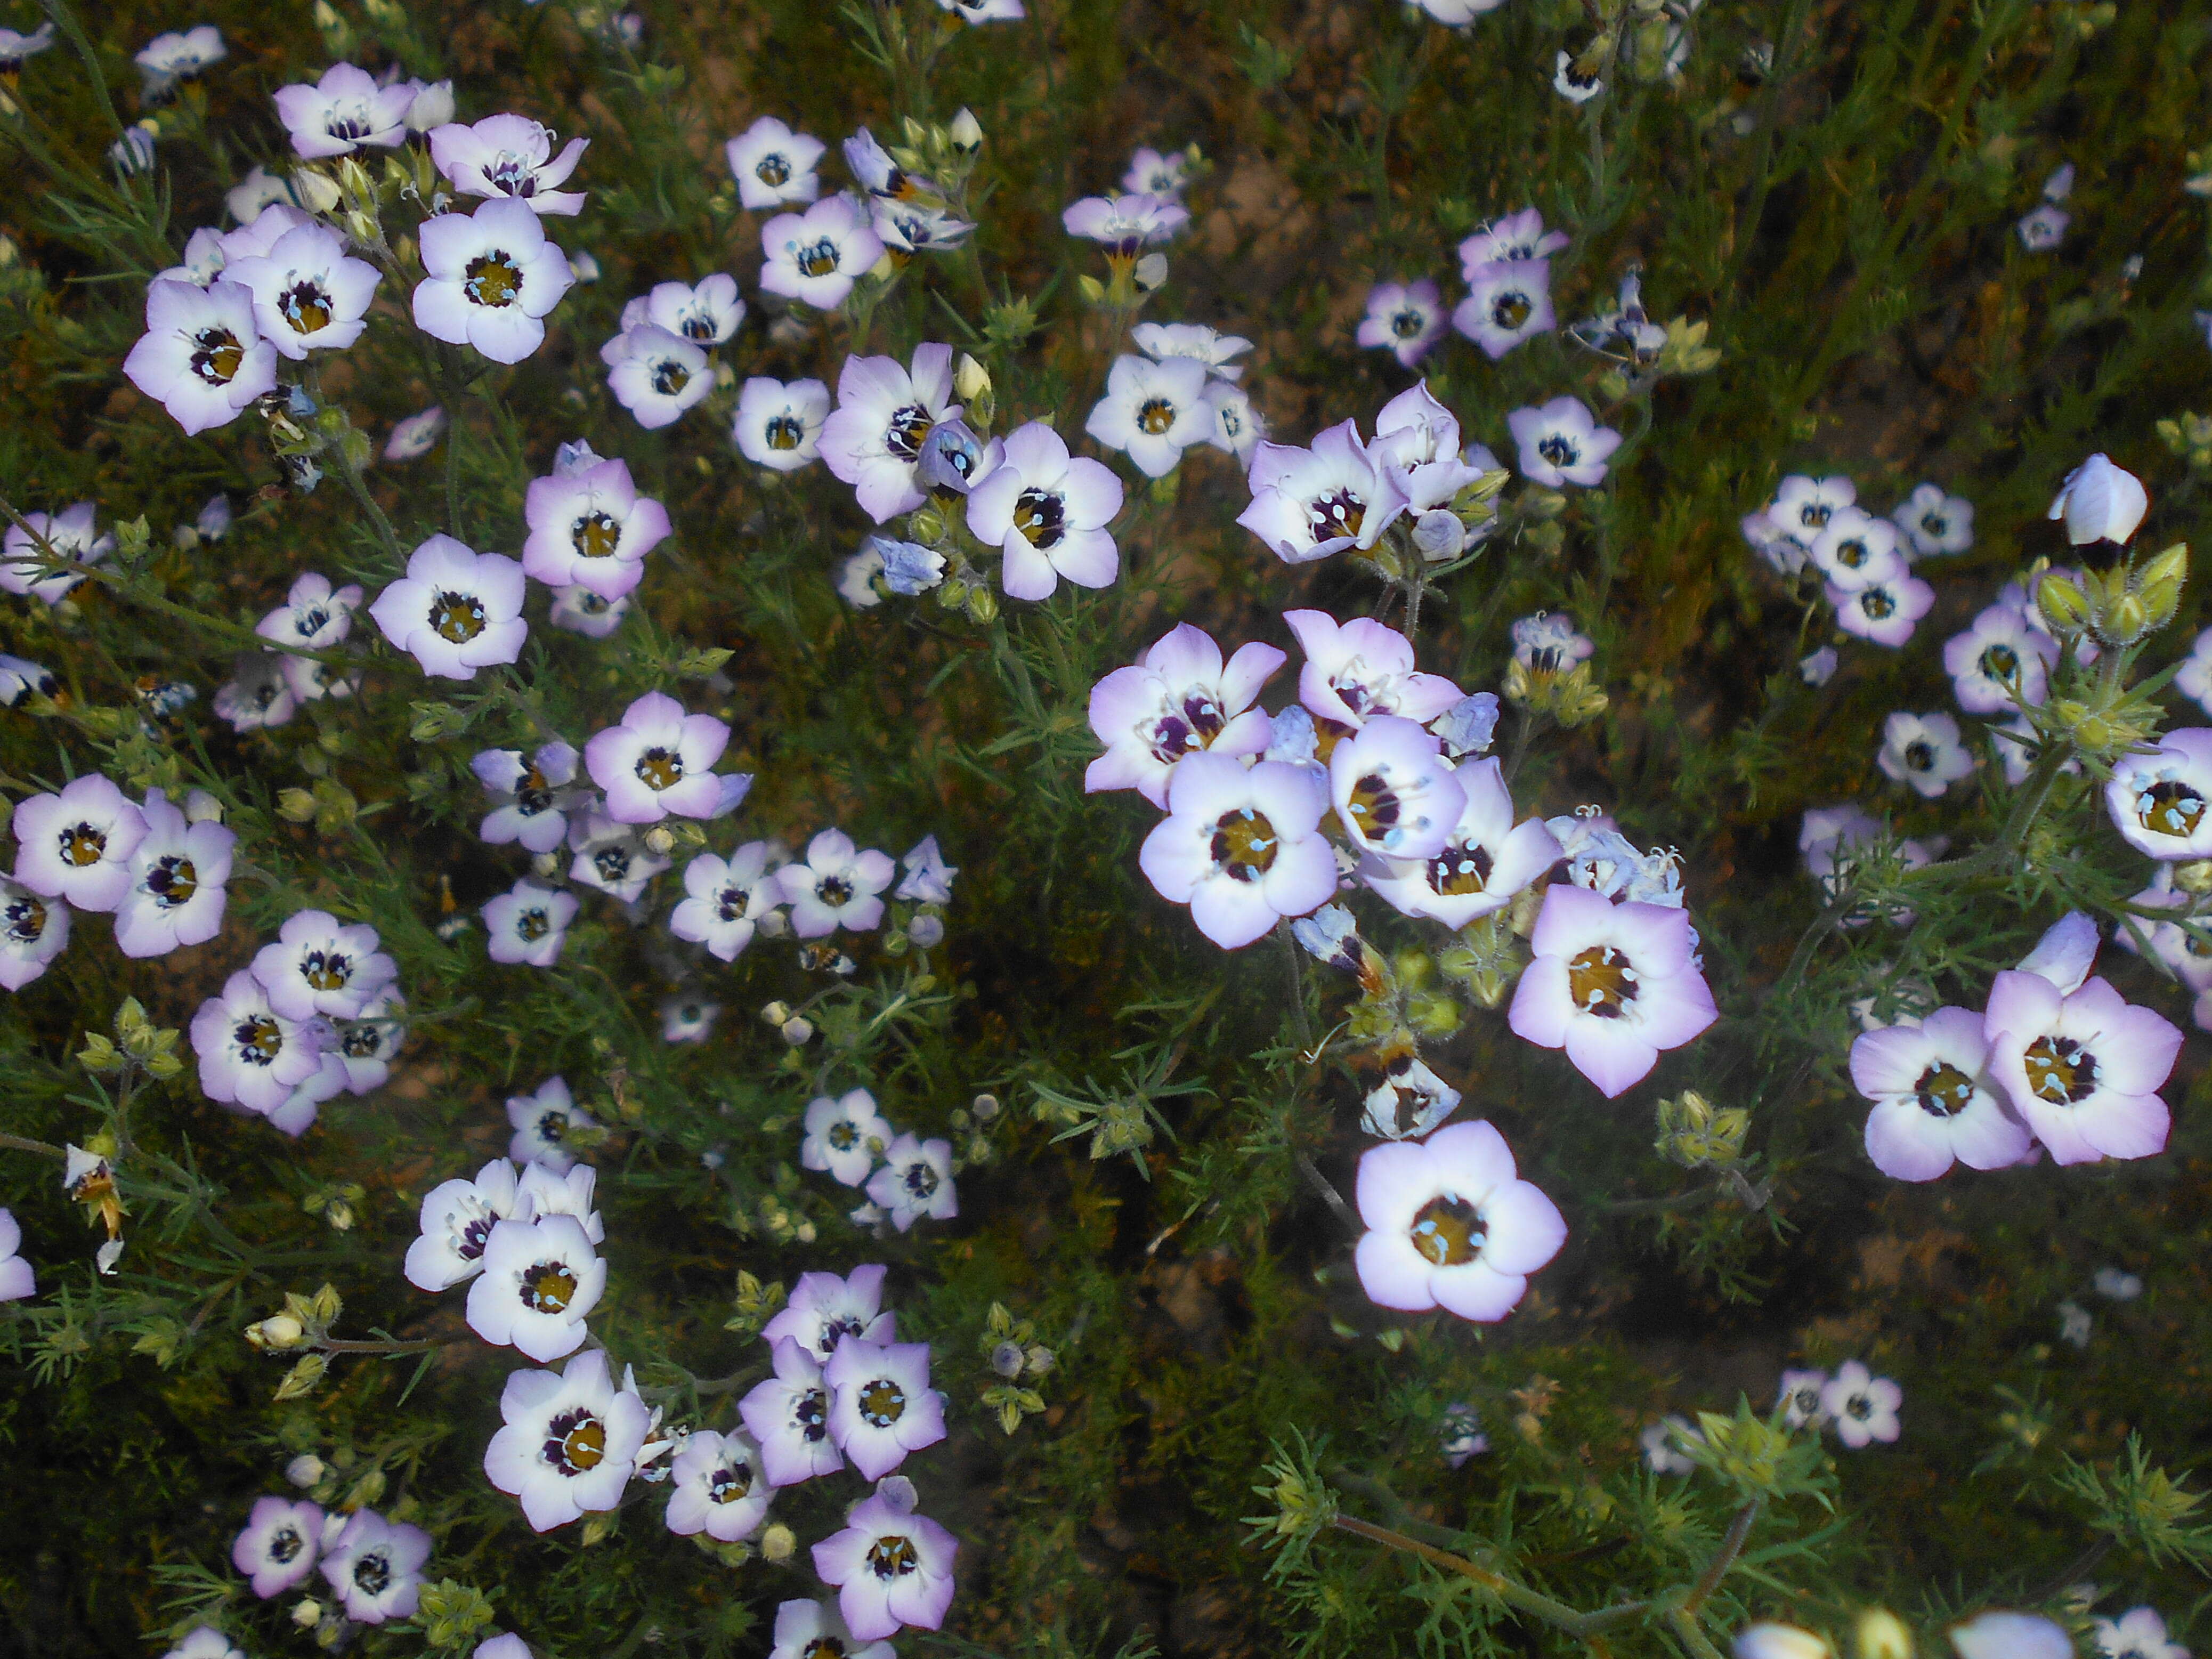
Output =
[{"x1": 1330, "y1": 1514, "x2": 1653, "y2": 1639}]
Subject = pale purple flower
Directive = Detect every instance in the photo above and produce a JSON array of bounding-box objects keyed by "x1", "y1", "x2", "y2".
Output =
[
  {"x1": 1983, "y1": 963, "x2": 2179, "y2": 1166},
  {"x1": 895, "y1": 835, "x2": 957, "y2": 904},
  {"x1": 760, "y1": 194, "x2": 884, "y2": 311},
  {"x1": 670, "y1": 844, "x2": 781, "y2": 961},
  {"x1": 1285, "y1": 609, "x2": 1463, "y2": 728},
  {"x1": 1952, "y1": 1614, "x2": 2072, "y2": 1659},
  {"x1": 473, "y1": 741, "x2": 582, "y2": 853},
  {"x1": 403, "y1": 1158, "x2": 526, "y2": 1291},
  {"x1": 811, "y1": 1483, "x2": 959, "y2": 1640},
  {"x1": 466, "y1": 1213, "x2": 604, "y2": 1361},
  {"x1": 1087, "y1": 354, "x2": 1213, "y2": 478},
  {"x1": 507, "y1": 1077, "x2": 594, "y2": 1172},
  {"x1": 274, "y1": 63, "x2": 413, "y2": 157},
  {"x1": 2106, "y1": 729, "x2": 2212, "y2": 859},
  {"x1": 523, "y1": 449, "x2": 671, "y2": 597},
  {"x1": 1820, "y1": 1360, "x2": 1901, "y2": 1447},
  {"x1": 231, "y1": 1496, "x2": 323, "y2": 1598},
  {"x1": 665, "y1": 1428, "x2": 774, "y2": 1542},
  {"x1": 12, "y1": 775, "x2": 146, "y2": 913},
  {"x1": 1122, "y1": 146, "x2": 1195, "y2": 199},
  {"x1": 1131, "y1": 322, "x2": 1252, "y2": 380},
  {"x1": 777, "y1": 829, "x2": 896, "y2": 936},
  {"x1": 114, "y1": 789, "x2": 234, "y2": 960},
  {"x1": 123, "y1": 280, "x2": 278, "y2": 435},
  {"x1": 2094, "y1": 1607, "x2": 2189, "y2": 1659},
  {"x1": 1359, "y1": 757, "x2": 1561, "y2": 929},
  {"x1": 483, "y1": 1350, "x2": 650, "y2": 1531},
  {"x1": 1062, "y1": 191, "x2": 1187, "y2": 254},
  {"x1": 191, "y1": 970, "x2": 328, "y2": 1116},
  {"x1": 1831, "y1": 572, "x2": 1935, "y2": 648},
  {"x1": 1850, "y1": 1006, "x2": 2033, "y2": 1180},
  {"x1": 1807, "y1": 507, "x2": 1906, "y2": 593},
  {"x1": 1238, "y1": 420, "x2": 1408, "y2": 563},
  {"x1": 250, "y1": 908, "x2": 395, "y2": 1021},
  {"x1": 412, "y1": 199, "x2": 575, "y2": 364},
  {"x1": 1084, "y1": 625, "x2": 1283, "y2": 806},
  {"x1": 428, "y1": 115, "x2": 589, "y2": 215},
  {"x1": 1507, "y1": 397, "x2": 1620, "y2": 488},
  {"x1": 801, "y1": 1089, "x2": 893, "y2": 1186},
  {"x1": 0, "y1": 879, "x2": 66, "y2": 991},
  {"x1": 602, "y1": 324, "x2": 712, "y2": 430},
  {"x1": 762, "y1": 1264, "x2": 895, "y2": 1362},
  {"x1": 741, "y1": 1338, "x2": 845, "y2": 1486},
  {"x1": 1508, "y1": 885, "x2": 1717, "y2": 1097},
  {"x1": 735, "y1": 377, "x2": 831, "y2": 471},
  {"x1": 226, "y1": 221, "x2": 380, "y2": 359},
  {"x1": 1893, "y1": 482, "x2": 1975, "y2": 557},
  {"x1": 1453, "y1": 260, "x2": 1555, "y2": 359},
  {"x1": 1877, "y1": 711, "x2": 1975, "y2": 799},
  {"x1": 865, "y1": 1134, "x2": 959, "y2": 1231},
  {"x1": 966, "y1": 421, "x2": 1123, "y2": 600},
  {"x1": 1329, "y1": 715, "x2": 1466, "y2": 861},
  {"x1": 825, "y1": 1337, "x2": 946, "y2": 1479},
  {"x1": 320, "y1": 1509, "x2": 430, "y2": 1622},
  {"x1": 1776, "y1": 1369, "x2": 1828, "y2": 1430},
  {"x1": 820, "y1": 343, "x2": 960, "y2": 521},
  {"x1": 727, "y1": 117, "x2": 825, "y2": 211},
  {"x1": 1944, "y1": 602, "x2": 2056, "y2": 713},
  {"x1": 1358, "y1": 280, "x2": 1447, "y2": 366},
  {"x1": 1352, "y1": 1119, "x2": 1566, "y2": 1322},
  {"x1": 371, "y1": 535, "x2": 528, "y2": 680},
  {"x1": 1457, "y1": 209, "x2": 1567, "y2": 272},
  {"x1": 2049, "y1": 453, "x2": 2148, "y2": 546},
  {"x1": 566, "y1": 811, "x2": 670, "y2": 902},
  {"x1": 768, "y1": 1602, "x2": 893, "y2": 1659},
  {"x1": 1771, "y1": 474, "x2": 1857, "y2": 537},
  {"x1": 483, "y1": 878, "x2": 579, "y2": 968},
  {"x1": 1138, "y1": 754, "x2": 1336, "y2": 949}
]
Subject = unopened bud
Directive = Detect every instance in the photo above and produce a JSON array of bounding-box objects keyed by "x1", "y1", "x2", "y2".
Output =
[
  {"x1": 643, "y1": 826, "x2": 675, "y2": 856},
  {"x1": 290, "y1": 167, "x2": 343, "y2": 213},
  {"x1": 780, "y1": 1017, "x2": 814, "y2": 1046},
  {"x1": 2175, "y1": 859, "x2": 2212, "y2": 896},
  {"x1": 760, "y1": 1000, "x2": 792, "y2": 1026},
  {"x1": 291, "y1": 1599, "x2": 325, "y2": 1629},
  {"x1": 1853, "y1": 1609, "x2": 1914, "y2": 1659},
  {"x1": 1732, "y1": 1625, "x2": 1831, "y2": 1659},
  {"x1": 2036, "y1": 573, "x2": 2092, "y2": 633},
  {"x1": 286, "y1": 1454, "x2": 326, "y2": 1487},
  {"x1": 947, "y1": 107, "x2": 983, "y2": 153},
  {"x1": 1132, "y1": 252, "x2": 1169, "y2": 293},
  {"x1": 760, "y1": 1523, "x2": 796, "y2": 1562},
  {"x1": 954, "y1": 351, "x2": 992, "y2": 403},
  {"x1": 248, "y1": 1313, "x2": 306, "y2": 1350}
]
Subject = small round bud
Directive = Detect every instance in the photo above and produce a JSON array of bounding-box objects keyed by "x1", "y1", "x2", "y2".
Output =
[
  {"x1": 291, "y1": 1599, "x2": 325, "y2": 1629},
  {"x1": 1853, "y1": 1609, "x2": 1914, "y2": 1659},
  {"x1": 531, "y1": 851, "x2": 563, "y2": 880},
  {"x1": 971, "y1": 1092, "x2": 1001, "y2": 1121},
  {"x1": 780, "y1": 1017, "x2": 814, "y2": 1046},
  {"x1": 285, "y1": 1454, "x2": 326, "y2": 1488},
  {"x1": 908, "y1": 913, "x2": 945, "y2": 949},
  {"x1": 643, "y1": 826, "x2": 675, "y2": 856},
  {"x1": 2173, "y1": 859, "x2": 2212, "y2": 896},
  {"x1": 761, "y1": 1001, "x2": 793, "y2": 1026},
  {"x1": 759, "y1": 1523, "x2": 796, "y2": 1563},
  {"x1": 991, "y1": 1341, "x2": 1025, "y2": 1378},
  {"x1": 1733, "y1": 1624, "x2": 1832, "y2": 1659}
]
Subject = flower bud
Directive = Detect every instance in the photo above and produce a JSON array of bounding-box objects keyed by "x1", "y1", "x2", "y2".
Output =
[
  {"x1": 290, "y1": 167, "x2": 343, "y2": 213},
  {"x1": 291, "y1": 1599, "x2": 325, "y2": 1629},
  {"x1": 1412, "y1": 509, "x2": 1466, "y2": 562},
  {"x1": 759, "y1": 1523, "x2": 796, "y2": 1562},
  {"x1": 908, "y1": 912, "x2": 945, "y2": 948},
  {"x1": 2101, "y1": 592, "x2": 2149, "y2": 644},
  {"x1": 780, "y1": 1016, "x2": 814, "y2": 1046},
  {"x1": 184, "y1": 788, "x2": 225, "y2": 823},
  {"x1": 1133, "y1": 252, "x2": 1169, "y2": 293},
  {"x1": 1733, "y1": 1625, "x2": 1831, "y2": 1659},
  {"x1": 406, "y1": 78, "x2": 455, "y2": 133},
  {"x1": 2173, "y1": 859, "x2": 2212, "y2": 896},
  {"x1": 947, "y1": 107, "x2": 983, "y2": 153},
  {"x1": 760, "y1": 1000, "x2": 793, "y2": 1026},
  {"x1": 247, "y1": 1313, "x2": 305, "y2": 1350},
  {"x1": 972, "y1": 1092, "x2": 1001, "y2": 1120},
  {"x1": 1853, "y1": 1609, "x2": 1914, "y2": 1659},
  {"x1": 2036, "y1": 573, "x2": 2092, "y2": 634},
  {"x1": 286, "y1": 1454, "x2": 326, "y2": 1488},
  {"x1": 643, "y1": 826, "x2": 675, "y2": 856},
  {"x1": 954, "y1": 351, "x2": 992, "y2": 404},
  {"x1": 2138, "y1": 540, "x2": 2188, "y2": 630},
  {"x1": 2048, "y1": 452, "x2": 2148, "y2": 546}
]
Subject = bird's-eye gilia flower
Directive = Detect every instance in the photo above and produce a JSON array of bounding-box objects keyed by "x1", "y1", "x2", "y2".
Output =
[
  {"x1": 811, "y1": 1480, "x2": 959, "y2": 1640},
  {"x1": 485, "y1": 1349, "x2": 651, "y2": 1532},
  {"x1": 466, "y1": 1213, "x2": 605, "y2": 1362},
  {"x1": 1087, "y1": 353, "x2": 1213, "y2": 478},
  {"x1": 966, "y1": 420, "x2": 1125, "y2": 600},
  {"x1": 1771, "y1": 474, "x2": 1856, "y2": 537},
  {"x1": 160, "y1": 1632, "x2": 242, "y2": 1659},
  {"x1": 550, "y1": 584, "x2": 628, "y2": 636},
  {"x1": 256, "y1": 572, "x2": 363, "y2": 701},
  {"x1": 2016, "y1": 203, "x2": 2069, "y2": 250},
  {"x1": 1511, "y1": 611, "x2": 1595, "y2": 672},
  {"x1": 825, "y1": 1336, "x2": 947, "y2": 1479},
  {"x1": 412, "y1": 198, "x2": 575, "y2": 364},
  {"x1": 1132, "y1": 322, "x2": 1252, "y2": 381},
  {"x1": 0, "y1": 877, "x2": 68, "y2": 991},
  {"x1": 666, "y1": 1428, "x2": 775, "y2": 1542},
  {"x1": 764, "y1": 1264, "x2": 896, "y2": 1362},
  {"x1": 1982, "y1": 956, "x2": 2179, "y2": 1167},
  {"x1": 402, "y1": 79, "x2": 453, "y2": 133},
  {"x1": 1877, "y1": 711, "x2": 1975, "y2": 799},
  {"x1": 821, "y1": 343, "x2": 961, "y2": 522},
  {"x1": 1943, "y1": 602, "x2": 2056, "y2": 714},
  {"x1": 727, "y1": 116, "x2": 825, "y2": 210},
  {"x1": 896, "y1": 835, "x2": 957, "y2": 904},
  {"x1": 319, "y1": 1508, "x2": 431, "y2": 1623},
  {"x1": 0, "y1": 22, "x2": 53, "y2": 73},
  {"x1": 2114, "y1": 868, "x2": 2212, "y2": 1031},
  {"x1": 742, "y1": 1337, "x2": 846, "y2": 1486},
  {"x1": 1460, "y1": 209, "x2": 1569, "y2": 272},
  {"x1": 1085, "y1": 625, "x2": 1285, "y2": 805},
  {"x1": 760, "y1": 193, "x2": 885, "y2": 311},
  {"x1": 1139, "y1": 754, "x2": 1336, "y2": 948},
  {"x1": 777, "y1": 829, "x2": 897, "y2": 937},
  {"x1": 602, "y1": 324, "x2": 712, "y2": 430},
  {"x1": 226, "y1": 221, "x2": 380, "y2": 359},
  {"x1": 874, "y1": 199, "x2": 977, "y2": 254},
  {"x1": 1806, "y1": 507, "x2": 1907, "y2": 593},
  {"x1": 385, "y1": 405, "x2": 447, "y2": 461},
  {"x1": 473, "y1": 741, "x2": 583, "y2": 854},
  {"x1": 566, "y1": 811, "x2": 671, "y2": 903},
  {"x1": 251, "y1": 909, "x2": 396, "y2": 1021},
  {"x1": 769, "y1": 1600, "x2": 895, "y2": 1659},
  {"x1": 1123, "y1": 145, "x2": 1195, "y2": 199},
  {"x1": 404, "y1": 1158, "x2": 528, "y2": 1291},
  {"x1": 191, "y1": 970, "x2": 328, "y2": 1117},
  {"x1": 735, "y1": 377, "x2": 832, "y2": 472},
  {"x1": 659, "y1": 994, "x2": 718, "y2": 1045},
  {"x1": 1831, "y1": 571, "x2": 1934, "y2": 649},
  {"x1": 524, "y1": 449, "x2": 672, "y2": 597},
  {"x1": 370, "y1": 535, "x2": 529, "y2": 680},
  {"x1": 1553, "y1": 47, "x2": 1605, "y2": 103},
  {"x1": 212, "y1": 654, "x2": 297, "y2": 734},
  {"x1": 671, "y1": 844, "x2": 783, "y2": 961},
  {"x1": 1642, "y1": 1417, "x2": 1698, "y2": 1475},
  {"x1": 802, "y1": 1088, "x2": 894, "y2": 1186},
  {"x1": 483, "y1": 878, "x2": 580, "y2": 968},
  {"x1": 1353, "y1": 1119, "x2": 1566, "y2": 1322},
  {"x1": 1849, "y1": 1006, "x2": 2033, "y2": 1180},
  {"x1": 2049, "y1": 452, "x2": 2148, "y2": 547},
  {"x1": 1201, "y1": 379, "x2": 1265, "y2": 462},
  {"x1": 1893, "y1": 482, "x2": 1975, "y2": 557},
  {"x1": 274, "y1": 63, "x2": 414, "y2": 157},
  {"x1": 1062, "y1": 191, "x2": 1188, "y2": 255},
  {"x1": 13, "y1": 774, "x2": 148, "y2": 913},
  {"x1": 1743, "y1": 509, "x2": 1810, "y2": 578},
  {"x1": 1507, "y1": 397, "x2": 1621, "y2": 488},
  {"x1": 2106, "y1": 730, "x2": 2212, "y2": 860},
  {"x1": 1360, "y1": 1054, "x2": 1461, "y2": 1140},
  {"x1": 1239, "y1": 420, "x2": 1409, "y2": 563},
  {"x1": 0, "y1": 655, "x2": 55, "y2": 708},
  {"x1": 123, "y1": 279, "x2": 278, "y2": 434},
  {"x1": 865, "y1": 1134, "x2": 959, "y2": 1232},
  {"x1": 2092, "y1": 1607, "x2": 2189, "y2": 1659},
  {"x1": 1950, "y1": 1613, "x2": 2071, "y2": 1659},
  {"x1": 1776, "y1": 1368, "x2": 1829, "y2": 1429},
  {"x1": 1329, "y1": 715, "x2": 1466, "y2": 862},
  {"x1": 1509, "y1": 885, "x2": 1717, "y2": 1097},
  {"x1": 231, "y1": 1495, "x2": 323, "y2": 1599},
  {"x1": 1359, "y1": 757, "x2": 1562, "y2": 929},
  {"x1": 1820, "y1": 1360, "x2": 1902, "y2": 1447},
  {"x1": 1454, "y1": 259, "x2": 1555, "y2": 359},
  {"x1": 114, "y1": 788, "x2": 234, "y2": 960},
  {"x1": 506, "y1": 1077, "x2": 595, "y2": 1174},
  {"x1": 1358, "y1": 279, "x2": 1447, "y2": 367},
  {"x1": 1733, "y1": 1624, "x2": 1832, "y2": 1659},
  {"x1": 429, "y1": 115, "x2": 589, "y2": 215}
]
